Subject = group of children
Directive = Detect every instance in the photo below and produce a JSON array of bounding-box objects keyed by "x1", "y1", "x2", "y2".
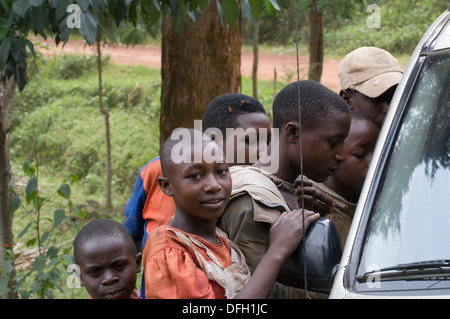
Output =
[{"x1": 73, "y1": 46, "x2": 403, "y2": 299}]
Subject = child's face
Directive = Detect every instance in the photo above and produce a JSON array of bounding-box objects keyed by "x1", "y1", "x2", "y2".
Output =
[
  {"x1": 78, "y1": 237, "x2": 141, "y2": 299},
  {"x1": 226, "y1": 112, "x2": 272, "y2": 165},
  {"x1": 330, "y1": 119, "x2": 379, "y2": 199},
  {"x1": 162, "y1": 141, "x2": 232, "y2": 221},
  {"x1": 301, "y1": 112, "x2": 351, "y2": 182},
  {"x1": 347, "y1": 86, "x2": 396, "y2": 128}
]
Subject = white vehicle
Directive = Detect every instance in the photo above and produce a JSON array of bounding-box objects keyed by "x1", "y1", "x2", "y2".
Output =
[{"x1": 330, "y1": 8, "x2": 450, "y2": 298}]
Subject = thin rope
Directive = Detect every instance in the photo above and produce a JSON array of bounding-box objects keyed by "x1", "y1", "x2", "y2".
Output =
[{"x1": 294, "y1": 0, "x2": 308, "y2": 299}]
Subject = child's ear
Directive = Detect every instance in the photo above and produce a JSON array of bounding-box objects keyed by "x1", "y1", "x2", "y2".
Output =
[
  {"x1": 158, "y1": 176, "x2": 173, "y2": 197},
  {"x1": 284, "y1": 122, "x2": 300, "y2": 144},
  {"x1": 340, "y1": 90, "x2": 353, "y2": 109},
  {"x1": 135, "y1": 252, "x2": 142, "y2": 273}
]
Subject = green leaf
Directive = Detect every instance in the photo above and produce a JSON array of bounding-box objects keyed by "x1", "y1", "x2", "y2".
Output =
[
  {"x1": 57, "y1": 184, "x2": 71, "y2": 199},
  {"x1": 12, "y1": 0, "x2": 31, "y2": 17},
  {"x1": 18, "y1": 221, "x2": 32, "y2": 239},
  {"x1": 55, "y1": 0, "x2": 72, "y2": 22},
  {"x1": 220, "y1": 0, "x2": 239, "y2": 28},
  {"x1": 9, "y1": 196, "x2": 21, "y2": 214},
  {"x1": 63, "y1": 254, "x2": 75, "y2": 265},
  {"x1": 22, "y1": 160, "x2": 31, "y2": 173},
  {"x1": 33, "y1": 255, "x2": 47, "y2": 272},
  {"x1": 47, "y1": 246, "x2": 59, "y2": 259},
  {"x1": 248, "y1": 0, "x2": 263, "y2": 20},
  {"x1": 79, "y1": 9, "x2": 97, "y2": 45},
  {"x1": 0, "y1": 279, "x2": 11, "y2": 296},
  {"x1": 266, "y1": 0, "x2": 280, "y2": 11},
  {"x1": 141, "y1": 0, "x2": 161, "y2": 27},
  {"x1": 69, "y1": 174, "x2": 79, "y2": 182},
  {"x1": 11, "y1": 37, "x2": 27, "y2": 68},
  {"x1": 40, "y1": 230, "x2": 50, "y2": 243},
  {"x1": 193, "y1": 0, "x2": 210, "y2": 10},
  {"x1": 77, "y1": 0, "x2": 90, "y2": 11},
  {"x1": 0, "y1": 36, "x2": 11, "y2": 69},
  {"x1": 167, "y1": 0, "x2": 178, "y2": 17},
  {"x1": 14, "y1": 65, "x2": 28, "y2": 91},
  {"x1": 53, "y1": 208, "x2": 66, "y2": 227},
  {"x1": 23, "y1": 38, "x2": 36, "y2": 59},
  {"x1": 25, "y1": 176, "x2": 37, "y2": 200},
  {"x1": 26, "y1": 238, "x2": 37, "y2": 247}
]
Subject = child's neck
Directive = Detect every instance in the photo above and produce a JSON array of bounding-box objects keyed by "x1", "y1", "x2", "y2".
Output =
[{"x1": 169, "y1": 213, "x2": 220, "y2": 245}]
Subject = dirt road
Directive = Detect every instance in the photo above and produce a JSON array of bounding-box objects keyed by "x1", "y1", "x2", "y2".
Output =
[{"x1": 40, "y1": 40, "x2": 341, "y2": 92}]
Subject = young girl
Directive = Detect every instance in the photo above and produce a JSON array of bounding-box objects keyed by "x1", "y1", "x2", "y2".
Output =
[{"x1": 143, "y1": 129, "x2": 319, "y2": 299}]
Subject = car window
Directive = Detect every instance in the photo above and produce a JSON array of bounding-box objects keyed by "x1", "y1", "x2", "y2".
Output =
[{"x1": 357, "y1": 52, "x2": 450, "y2": 275}]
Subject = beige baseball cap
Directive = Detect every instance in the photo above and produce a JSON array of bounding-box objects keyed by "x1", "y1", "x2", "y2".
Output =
[{"x1": 339, "y1": 47, "x2": 403, "y2": 98}]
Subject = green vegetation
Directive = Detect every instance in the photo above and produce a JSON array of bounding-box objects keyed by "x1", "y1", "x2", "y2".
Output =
[
  {"x1": 242, "y1": 0, "x2": 448, "y2": 57},
  {"x1": 323, "y1": 0, "x2": 449, "y2": 56},
  {"x1": 12, "y1": 54, "x2": 162, "y2": 210}
]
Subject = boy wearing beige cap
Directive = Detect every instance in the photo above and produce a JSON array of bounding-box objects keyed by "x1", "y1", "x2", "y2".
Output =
[{"x1": 338, "y1": 46, "x2": 403, "y2": 127}]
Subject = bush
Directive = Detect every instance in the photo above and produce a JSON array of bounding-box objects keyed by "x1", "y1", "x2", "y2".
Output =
[
  {"x1": 324, "y1": 0, "x2": 449, "y2": 56},
  {"x1": 11, "y1": 57, "x2": 162, "y2": 210},
  {"x1": 42, "y1": 53, "x2": 109, "y2": 80}
]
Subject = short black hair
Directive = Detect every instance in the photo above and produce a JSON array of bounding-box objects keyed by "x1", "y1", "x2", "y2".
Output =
[
  {"x1": 159, "y1": 128, "x2": 219, "y2": 177},
  {"x1": 74, "y1": 219, "x2": 136, "y2": 264},
  {"x1": 202, "y1": 93, "x2": 267, "y2": 135},
  {"x1": 272, "y1": 80, "x2": 350, "y2": 130}
]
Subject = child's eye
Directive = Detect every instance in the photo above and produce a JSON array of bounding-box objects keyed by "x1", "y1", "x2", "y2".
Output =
[
  {"x1": 114, "y1": 262, "x2": 128, "y2": 271},
  {"x1": 217, "y1": 168, "x2": 229, "y2": 175},
  {"x1": 86, "y1": 268, "x2": 101, "y2": 277},
  {"x1": 329, "y1": 140, "x2": 338, "y2": 148},
  {"x1": 188, "y1": 173, "x2": 202, "y2": 180}
]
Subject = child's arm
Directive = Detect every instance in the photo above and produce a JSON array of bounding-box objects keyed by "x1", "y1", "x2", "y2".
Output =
[{"x1": 234, "y1": 210, "x2": 319, "y2": 299}]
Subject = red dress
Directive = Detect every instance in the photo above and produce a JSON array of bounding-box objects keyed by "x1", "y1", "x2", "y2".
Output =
[{"x1": 143, "y1": 226, "x2": 250, "y2": 299}]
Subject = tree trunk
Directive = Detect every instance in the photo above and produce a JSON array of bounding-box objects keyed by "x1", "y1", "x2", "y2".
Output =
[
  {"x1": 96, "y1": 35, "x2": 112, "y2": 210},
  {"x1": 0, "y1": 74, "x2": 17, "y2": 299},
  {"x1": 252, "y1": 22, "x2": 259, "y2": 99},
  {"x1": 159, "y1": 1, "x2": 242, "y2": 145},
  {"x1": 308, "y1": 1, "x2": 323, "y2": 82}
]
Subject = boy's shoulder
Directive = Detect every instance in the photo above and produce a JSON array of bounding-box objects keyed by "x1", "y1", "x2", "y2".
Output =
[{"x1": 229, "y1": 165, "x2": 290, "y2": 214}]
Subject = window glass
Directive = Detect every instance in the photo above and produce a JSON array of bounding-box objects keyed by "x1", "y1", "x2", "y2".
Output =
[{"x1": 358, "y1": 52, "x2": 450, "y2": 274}]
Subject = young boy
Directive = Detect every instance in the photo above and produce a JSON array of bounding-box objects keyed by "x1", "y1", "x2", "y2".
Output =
[
  {"x1": 314, "y1": 111, "x2": 379, "y2": 248},
  {"x1": 217, "y1": 80, "x2": 351, "y2": 298},
  {"x1": 143, "y1": 129, "x2": 319, "y2": 299},
  {"x1": 338, "y1": 46, "x2": 403, "y2": 128},
  {"x1": 73, "y1": 219, "x2": 142, "y2": 299}
]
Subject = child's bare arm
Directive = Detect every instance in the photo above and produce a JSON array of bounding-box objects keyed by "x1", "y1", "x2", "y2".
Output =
[{"x1": 234, "y1": 210, "x2": 319, "y2": 299}]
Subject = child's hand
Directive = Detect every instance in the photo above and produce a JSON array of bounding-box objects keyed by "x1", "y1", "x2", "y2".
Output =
[
  {"x1": 235, "y1": 210, "x2": 319, "y2": 299},
  {"x1": 294, "y1": 175, "x2": 334, "y2": 216},
  {"x1": 269, "y1": 210, "x2": 320, "y2": 259}
]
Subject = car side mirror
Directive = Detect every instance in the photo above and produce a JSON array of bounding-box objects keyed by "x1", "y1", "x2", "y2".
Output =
[{"x1": 269, "y1": 217, "x2": 342, "y2": 294}]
